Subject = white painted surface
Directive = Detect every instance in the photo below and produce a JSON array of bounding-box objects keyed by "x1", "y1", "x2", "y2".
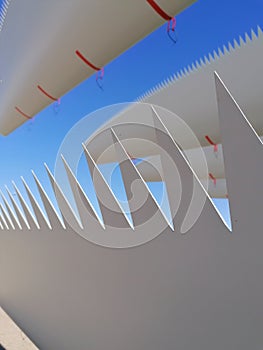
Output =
[
  {"x1": 0, "y1": 75, "x2": 262, "y2": 349},
  {"x1": 0, "y1": 0, "x2": 194, "y2": 135}
]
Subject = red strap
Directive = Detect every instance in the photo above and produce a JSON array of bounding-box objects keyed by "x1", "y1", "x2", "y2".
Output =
[
  {"x1": 15, "y1": 106, "x2": 31, "y2": 119},
  {"x1": 205, "y1": 135, "x2": 218, "y2": 152},
  {"x1": 75, "y1": 50, "x2": 101, "y2": 71},
  {"x1": 37, "y1": 85, "x2": 59, "y2": 102},
  {"x1": 209, "y1": 173, "x2": 217, "y2": 186},
  {"x1": 146, "y1": 0, "x2": 172, "y2": 21}
]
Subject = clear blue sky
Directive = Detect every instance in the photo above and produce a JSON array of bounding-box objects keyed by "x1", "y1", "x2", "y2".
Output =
[{"x1": 0, "y1": 0, "x2": 262, "y2": 227}]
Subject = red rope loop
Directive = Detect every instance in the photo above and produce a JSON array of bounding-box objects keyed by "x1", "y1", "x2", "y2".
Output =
[
  {"x1": 167, "y1": 17, "x2": 176, "y2": 32},
  {"x1": 96, "y1": 67, "x2": 105, "y2": 90},
  {"x1": 76, "y1": 50, "x2": 104, "y2": 89}
]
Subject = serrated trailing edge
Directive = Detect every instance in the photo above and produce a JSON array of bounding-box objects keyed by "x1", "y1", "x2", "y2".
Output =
[
  {"x1": 61, "y1": 155, "x2": 105, "y2": 230},
  {"x1": 0, "y1": 206, "x2": 9, "y2": 229},
  {"x1": 257, "y1": 25, "x2": 263, "y2": 37},
  {"x1": 111, "y1": 128, "x2": 173, "y2": 230},
  {"x1": 0, "y1": 190, "x2": 21, "y2": 230},
  {"x1": 228, "y1": 42, "x2": 234, "y2": 52},
  {"x1": 0, "y1": 202, "x2": 14, "y2": 229},
  {"x1": 82, "y1": 143, "x2": 133, "y2": 229},
  {"x1": 12, "y1": 180, "x2": 39, "y2": 229},
  {"x1": 0, "y1": 55, "x2": 263, "y2": 233},
  {"x1": 44, "y1": 163, "x2": 82, "y2": 230},
  {"x1": 239, "y1": 35, "x2": 245, "y2": 46},
  {"x1": 0, "y1": 0, "x2": 11, "y2": 33},
  {"x1": 31, "y1": 170, "x2": 66, "y2": 229},
  {"x1": 136, "y1": 27, "x2": 261, "y2": 103},
  {"x1": 21, "y1": 176, "x2": 51, "y2": 229},
  {"x1": 5, "y1": 185, "x2": 30, "y2": 229}
]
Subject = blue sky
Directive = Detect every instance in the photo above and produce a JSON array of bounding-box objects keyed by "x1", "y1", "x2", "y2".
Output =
[{"x1": 0, "y1": 0, "x2": 262, "y2": 227}]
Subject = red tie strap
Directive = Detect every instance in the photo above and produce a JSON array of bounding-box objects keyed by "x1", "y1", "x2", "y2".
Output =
[
  {"x1": 37, "y1": 85, "x2": 59, "y2": 102},
  {"x1": 146, "y1": 1, "x2": 177, "y2": 43},
  {"x1": 76, "y1": 50, "x2": 104, "y2": 89},
  {"x1": 205, "y1": 135, "x2": 218, "y2": 153},
  {"x1": 209, "y1": 173, "x2": 217, "y2": 187},
  {"x1": 75, "y1": 50, "x2": 101, "y2": 71},
  {"x1": 146, "y1": 0, "x2": 172, "y2": 21},
  {"x1": 15, "y1": 106, "x2": 32, "y2": 120}
]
